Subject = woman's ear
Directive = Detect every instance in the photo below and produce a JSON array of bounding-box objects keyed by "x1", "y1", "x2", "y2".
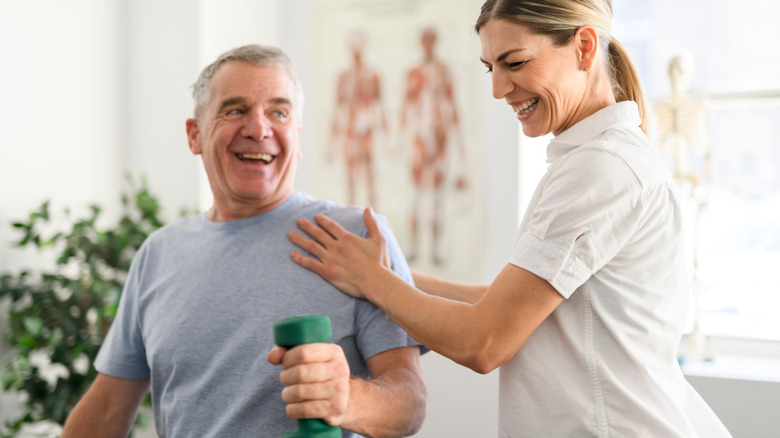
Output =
[{"x1": 575, "y1": 24, "x2": 599, "y2": 71}]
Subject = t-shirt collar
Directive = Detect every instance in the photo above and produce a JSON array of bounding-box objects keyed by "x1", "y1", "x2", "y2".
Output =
[{"x1": 546, "y1": 101, "x2": 641, "y2": 164}]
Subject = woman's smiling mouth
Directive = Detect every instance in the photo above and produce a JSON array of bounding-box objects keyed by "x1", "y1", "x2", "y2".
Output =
[{"x1": 513, "y1": 97, "x2": 539, "y2": 115}]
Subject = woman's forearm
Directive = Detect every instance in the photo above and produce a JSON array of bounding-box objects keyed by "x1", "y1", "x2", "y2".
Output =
[
  {"x1": 364, "y1": 268, "x2": 502, "y2": 373},
  {"x1": 364, "y1": 265, "x2": 563, "y2": 375},
  {"x1": 412, "y1": 271, "x2": 488, "y2": 304}
]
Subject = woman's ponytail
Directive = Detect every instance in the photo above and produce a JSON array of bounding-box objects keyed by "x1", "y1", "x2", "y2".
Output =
[{"x1": 608, "y1": 37, "x2": 649, "y2": 135}]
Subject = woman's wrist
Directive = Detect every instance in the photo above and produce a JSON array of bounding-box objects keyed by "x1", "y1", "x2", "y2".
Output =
[{"x1": 360, "y1": 266, "x2": 397, "y2": 305}]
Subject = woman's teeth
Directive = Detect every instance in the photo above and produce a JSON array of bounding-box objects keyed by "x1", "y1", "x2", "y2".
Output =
[
  {"x1": 514, "y1": 98, "x2": 539, "y2": 115},
  {"x1": 237, "y1": 153, "x2": 274, "y2": 163}
]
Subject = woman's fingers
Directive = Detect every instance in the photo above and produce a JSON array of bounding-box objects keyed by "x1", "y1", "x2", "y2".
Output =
[
  {"x1": 296, "y1": 217, "x2": 337, "y2": 247},
  {"x1": 363, "y1": 207, "x2": 391, "y2": 269},
  {"x1": 362, "y1": 207, "x2": 381, "y2": 240},
  {"x1": 313, "y1": 213, "x2": 349, "y2": 241},
  {"x1": 289, "y1": 230, "x2": 326, "y2": 261}
]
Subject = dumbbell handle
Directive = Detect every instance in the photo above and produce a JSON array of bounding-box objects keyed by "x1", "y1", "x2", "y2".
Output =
[{"x1": 273, "y1": 315, "x2": 341, "y2": 438}]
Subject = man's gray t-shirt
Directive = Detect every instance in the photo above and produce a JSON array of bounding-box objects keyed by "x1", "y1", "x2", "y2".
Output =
[{"x1": 95, "y1": 192, "x2": 418, "y2": 437}]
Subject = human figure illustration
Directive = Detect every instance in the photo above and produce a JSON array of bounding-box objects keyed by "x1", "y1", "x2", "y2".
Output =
[
  {"x1": 399, "y1": 26, "x2": 465, "y2": 265},
  {"x1": 330, "y1": 30, "x2": 387, "y2": 207}
]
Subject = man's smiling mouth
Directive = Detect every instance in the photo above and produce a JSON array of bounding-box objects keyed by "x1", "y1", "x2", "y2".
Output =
[{"x1": 237, "y1": 153, "x2": 274, "y2": 164}]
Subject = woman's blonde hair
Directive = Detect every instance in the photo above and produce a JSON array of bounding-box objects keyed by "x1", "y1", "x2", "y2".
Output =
[{"x1": 475, "y1": 0, "x2": 648, "y2": 135}]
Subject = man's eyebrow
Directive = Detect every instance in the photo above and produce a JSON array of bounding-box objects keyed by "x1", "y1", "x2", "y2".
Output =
[
  {"x1": 216, "y1": 96, "x2": 293, "y2": 113},
  {"x1": 216, "y1": 97, "x2": 246, "y2": 114},
  {"x1": 269, "y1": 97, "x2": 293, "y2": 107},
  {"x1": 480, "y1": 48, "x2": 526, "y2": 65}
]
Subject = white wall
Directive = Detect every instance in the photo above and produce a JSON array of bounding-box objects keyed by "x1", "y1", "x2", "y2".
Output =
[
  {"x1": 0, "y1": 0, "x2": 123, "y2": 272},
  {"x1": 1, "y1": 1, "x2": 776, "y2": 437}
]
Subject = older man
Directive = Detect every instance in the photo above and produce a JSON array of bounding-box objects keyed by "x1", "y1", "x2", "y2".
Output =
[{"x1": 62, "y1": 44, "x2": 425, "y2": 438}]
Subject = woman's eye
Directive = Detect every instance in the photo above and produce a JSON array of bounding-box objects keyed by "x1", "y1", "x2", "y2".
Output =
[
  {"x1": 508, "y1": 61, "x2": 526, "y2": 69},
  {"x1": 484, "y1": 66, "x2": 493, "y2": 74}
]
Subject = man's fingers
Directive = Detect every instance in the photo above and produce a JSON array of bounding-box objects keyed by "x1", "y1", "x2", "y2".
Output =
[
  {"x1": 279, "y1": 362, "x2": 338, "y2": 387},
  {"x1": 281, "y1": 343, "x2": 342, "y2": 368},
  {"x1": 267, "y1": 346, "x2": 287, "y2": 365},
  {"x1": 284, "y1": 398, "x2": 346, "y2": 423}
]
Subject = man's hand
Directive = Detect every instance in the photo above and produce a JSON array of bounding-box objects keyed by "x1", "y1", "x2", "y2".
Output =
[{"x1": 267, "y1": 343, "x2": 351, "y2": 427}]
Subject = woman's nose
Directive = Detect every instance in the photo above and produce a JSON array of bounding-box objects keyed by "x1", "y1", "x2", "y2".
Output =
[
  {"x1": 491, "y1": 69, "x2": 514, "y2": 100},
  {"x1": 242, "y1": 110, "x2": 273, "y2": 141}
]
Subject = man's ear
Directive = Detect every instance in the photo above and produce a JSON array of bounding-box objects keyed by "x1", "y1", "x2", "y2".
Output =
[
  {"x1": 575, "y1": 24, "x2": 599, "y2": 71},
  {"x1": 185, "y1": 118, "x2": 202, "y2": 155}
]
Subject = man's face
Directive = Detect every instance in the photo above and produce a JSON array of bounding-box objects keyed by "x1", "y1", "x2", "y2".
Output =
[{"x1": 187, "y1": 62, "x2": 302, "y2": 221}]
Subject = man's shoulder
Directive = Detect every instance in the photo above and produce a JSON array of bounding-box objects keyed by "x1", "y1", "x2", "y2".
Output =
[
  {"x1": 291, "y1": 193, "x2": 366, "y2": 232},
  {"x1": 140, "y1": 214, "x2": 204, "y2": 248}
]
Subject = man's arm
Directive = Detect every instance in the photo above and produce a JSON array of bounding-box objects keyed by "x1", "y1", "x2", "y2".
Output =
[
  {"x1": 267, "y1": 345, "x2": 426, "y2": 438},
  {"x1": 341, "y1": 346, "x2": 426, "y2": 437},
  {"x1": 61, "y1": 373, "x2": 150, "y2": 438}
]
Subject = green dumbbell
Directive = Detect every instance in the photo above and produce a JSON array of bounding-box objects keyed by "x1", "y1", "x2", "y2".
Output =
[{"x1": 273, "y1": 315, "x2": 341, "y2": 438}]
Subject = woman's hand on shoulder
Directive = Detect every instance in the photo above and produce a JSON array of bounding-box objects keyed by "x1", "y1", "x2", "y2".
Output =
[{"x1": 289, "y1": 207, "x2": 390, "y2": 300}]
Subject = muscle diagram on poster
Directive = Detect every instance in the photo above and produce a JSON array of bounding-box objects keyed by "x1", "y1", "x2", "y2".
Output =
[{"x1": 311, "y1": 0, "x2": 483, "y2": 281}]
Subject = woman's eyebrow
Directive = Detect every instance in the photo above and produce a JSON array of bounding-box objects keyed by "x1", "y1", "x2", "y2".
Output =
[{"x1": 480, "y1": 48, "x2": 527, "y2": 65}]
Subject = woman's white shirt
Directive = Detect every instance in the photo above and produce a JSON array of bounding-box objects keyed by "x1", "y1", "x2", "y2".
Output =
[{"x1": 503, "y1": 101, "x2": 730, "y2": 437}]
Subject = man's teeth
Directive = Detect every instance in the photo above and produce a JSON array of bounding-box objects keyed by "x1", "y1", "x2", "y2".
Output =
[
  {"x1": 237, "y1": 153, "x2": 273, "y2": 163},
  {"x1": 514, "y1": 98, "x2": 539, "y2": 115}
]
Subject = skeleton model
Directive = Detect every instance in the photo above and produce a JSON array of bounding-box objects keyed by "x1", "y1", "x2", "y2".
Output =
[
  {"x1": 654, "y1": 54, "x2": 710, "y2": 189},
  {"x1": 654, "y1": 54, "x2": 710, "y2": 360}
]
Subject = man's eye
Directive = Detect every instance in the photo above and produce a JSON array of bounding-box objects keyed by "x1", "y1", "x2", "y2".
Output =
[
  {"x1": 227, "y1": 108, "x2": 244, "y2": 115},
  {"x1": 271, "y1": 110, "x2": 288, "y2": 119}
]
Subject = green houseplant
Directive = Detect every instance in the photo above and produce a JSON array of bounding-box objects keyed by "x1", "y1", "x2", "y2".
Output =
[{"x1": 0, "y1": 176, "x2": 171, "y2": 436}]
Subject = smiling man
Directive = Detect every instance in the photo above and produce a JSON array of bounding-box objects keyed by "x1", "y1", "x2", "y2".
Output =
[{"x1": 61, "y1": 44, "x2": 426, "y2": 438}]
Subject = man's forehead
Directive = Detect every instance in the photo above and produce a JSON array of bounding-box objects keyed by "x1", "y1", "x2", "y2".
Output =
[{"x1": 208, "y1": 62, "x2": 295, "y2": 105}]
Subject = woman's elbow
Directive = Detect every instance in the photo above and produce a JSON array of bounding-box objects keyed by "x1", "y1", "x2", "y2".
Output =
[
  {"x1": 464, "y1": 357, "x2": 503, "y2": 375},
  {"x1": 459, "y1": 342, "x2": 515, "y2": 375}
]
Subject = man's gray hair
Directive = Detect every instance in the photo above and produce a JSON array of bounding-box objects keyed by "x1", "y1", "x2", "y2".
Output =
[{"x1": 191, "y1": 44, "x2": 304, "y2": 119}]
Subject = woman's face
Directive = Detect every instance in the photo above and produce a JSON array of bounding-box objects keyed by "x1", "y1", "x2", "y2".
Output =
[{"x1": 479, "y1": 18, "x2": 590, "y2": 137}]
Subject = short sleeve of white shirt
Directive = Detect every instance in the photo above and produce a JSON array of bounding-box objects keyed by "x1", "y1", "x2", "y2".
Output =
[{"x1": 509, "y1": 104, "x2": 649, "y2": 298}]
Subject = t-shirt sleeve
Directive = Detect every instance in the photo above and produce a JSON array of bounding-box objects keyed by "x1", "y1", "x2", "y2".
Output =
[
  {"x1": 353, "y1": 214, "x2": 422, "y2": 359},
  {"x1": 94, "y1": 243, "x2": 151, "y2": 380},
  {"x1": 510, "y1": 146, "x2": 644, "y2": 298}
]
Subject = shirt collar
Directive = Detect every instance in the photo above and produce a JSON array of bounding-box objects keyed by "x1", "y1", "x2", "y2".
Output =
[{"x1": 546, "y1": 101, "x2": 641, "y2": 164}]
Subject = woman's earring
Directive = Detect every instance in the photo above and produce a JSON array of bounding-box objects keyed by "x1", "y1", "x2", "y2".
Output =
[{"x1": 583, "y1": 66, "x2": 589, "y2": 71}]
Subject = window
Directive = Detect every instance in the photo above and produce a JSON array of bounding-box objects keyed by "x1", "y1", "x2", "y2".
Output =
[{"x1": 611, "y1": 0, "x2": 780, "y2": 345}]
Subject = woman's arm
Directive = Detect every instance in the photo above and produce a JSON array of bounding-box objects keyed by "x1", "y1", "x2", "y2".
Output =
[
  {"x1": 412, "y1": 270, "x2": 487, "y2": 304},
  {"x1": 289, "y1": 208, "x2": 563, "y2": 374}
]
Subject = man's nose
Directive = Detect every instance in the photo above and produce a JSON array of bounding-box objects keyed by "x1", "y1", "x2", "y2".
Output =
[{"x1": 242, "y1": 110, "x2": 273, "y2": 141}]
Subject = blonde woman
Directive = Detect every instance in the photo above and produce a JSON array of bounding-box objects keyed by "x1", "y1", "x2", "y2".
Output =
[{"x1": 290, "y1": 0, "x2": 731, "y2": 436}]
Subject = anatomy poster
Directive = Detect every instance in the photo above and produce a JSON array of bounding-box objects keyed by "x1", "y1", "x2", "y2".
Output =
[{"x1": 311, "y1": 0, "x2": 483, "y2": 280}]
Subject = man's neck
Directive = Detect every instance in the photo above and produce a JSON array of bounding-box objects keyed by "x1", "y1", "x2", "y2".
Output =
[{"x1": 206, "y1": 193, "x2": 295, "y2": 222}]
